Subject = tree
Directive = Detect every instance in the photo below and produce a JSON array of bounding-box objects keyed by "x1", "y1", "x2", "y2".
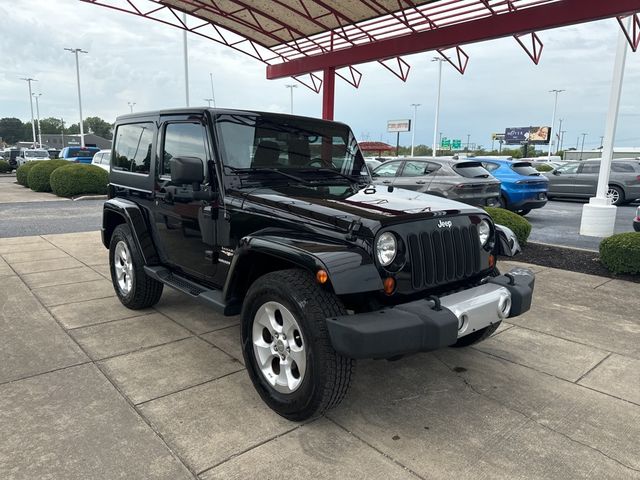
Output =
[
  {"x1": 39, "y1": 117, "x2": 65, "y2": 134},
  {"x1": 0, "y1": 118, "x2": 26, "y2": 144},
  {"x1": 84, "y1": 116, "x2": 113, "y2": 139}
]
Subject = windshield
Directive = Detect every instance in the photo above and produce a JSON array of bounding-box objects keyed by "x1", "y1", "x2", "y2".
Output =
[
  {"x1": 214, "y1": 113, "x2": 367, "y2": 186},
  {"x1": 24, "y1": 150, "x2": 49, "y2": 158},
  {"x1": 453, "y1": 162, "x2": 491, "y2": 178},
  {"x1": 66, "y1": 148, "x2": 99, "y2": 158}
]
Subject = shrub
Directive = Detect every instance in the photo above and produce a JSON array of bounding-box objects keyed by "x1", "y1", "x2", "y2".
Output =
[
  {"x1": 599, "y1": 232, "x2": 640, "y2": 274},
  {"x1": 50, "y1": 164, "x2": 108, "y2": 197},
  {"x1": 0, "y1": 160, "x2": 11, "y2": 173},
  {"x1": 535, "y1": 163, "x2": 554, "y2": 172},
  {"x1": 16, "y1": 162, "x2": 37, "y2": 186},
  {"x1": 27, "y1": 160, "x2": 70, "y2": 192},
  {"x1": 485, "y1": 206, "x2": 532, "y2": 246}
]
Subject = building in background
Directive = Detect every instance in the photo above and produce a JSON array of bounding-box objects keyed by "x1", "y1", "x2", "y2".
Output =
[{"x1": 564, "y1": 147, "x2": 640, "y2": 161}]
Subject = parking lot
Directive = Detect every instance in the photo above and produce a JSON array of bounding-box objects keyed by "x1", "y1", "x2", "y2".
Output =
[{"x1": 1, "y1": 230, "x2": 639, "y2": 479}]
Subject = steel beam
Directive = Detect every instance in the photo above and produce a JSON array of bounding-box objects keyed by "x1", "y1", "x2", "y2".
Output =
[
  {"x1": 267, "y1": 0, "x2": 640, "y2": 79},
  {"x1": 322, "y1": 67, "x2": 335, "y2": 120}
]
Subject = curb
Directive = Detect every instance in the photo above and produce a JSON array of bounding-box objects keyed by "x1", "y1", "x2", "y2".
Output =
[{"x1": 72, "y1": 195, "x2": 108, "y2": 201}]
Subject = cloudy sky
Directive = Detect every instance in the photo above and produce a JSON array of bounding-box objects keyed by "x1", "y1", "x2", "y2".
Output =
[{"x1": 2, "y1": 0, "x2": 639, "y2": 151}]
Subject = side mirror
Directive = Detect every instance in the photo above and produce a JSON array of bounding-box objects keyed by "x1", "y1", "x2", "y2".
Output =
[
  {"x1": 552, "y1": 170, "x2": 560, "y2": 175},
  {"x1": 170, "y1": 156, "x2": 204, "y2": 186}
]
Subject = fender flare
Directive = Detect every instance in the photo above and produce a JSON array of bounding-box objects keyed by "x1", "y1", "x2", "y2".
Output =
[
  {"x1": 102, "y1": 198, "x2": 159, "y2": 265},
  {"x1": 222, "y1": 234, "x2": 383, "y2": 302}
]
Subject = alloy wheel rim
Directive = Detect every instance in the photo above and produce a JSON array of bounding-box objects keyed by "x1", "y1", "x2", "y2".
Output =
[
  {"x1": 114, "y1": 241, "x2": 133, "y2": 295},
  {"x1": 252, "y1": 301, "x2": 306, "y2": 394},
  {"x1": 606, "y1": 188, "x2": 619, "y2": 204}
]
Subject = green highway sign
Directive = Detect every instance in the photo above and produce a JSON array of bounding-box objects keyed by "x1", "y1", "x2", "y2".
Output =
[{"x1": 452, "y1": 139, "x2": 462, "y2": 149}]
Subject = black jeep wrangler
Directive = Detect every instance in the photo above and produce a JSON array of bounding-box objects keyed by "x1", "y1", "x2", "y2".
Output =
[{"x1": 102, "y1": 108, "x2": 534, "y2": 420}]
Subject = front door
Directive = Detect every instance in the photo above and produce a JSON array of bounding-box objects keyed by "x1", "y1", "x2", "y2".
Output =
[{"x1": 153, "y1": 119, "x2": 219, "y2": 282}]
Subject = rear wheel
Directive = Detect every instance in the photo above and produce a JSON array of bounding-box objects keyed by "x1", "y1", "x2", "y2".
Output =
[
  {"x1": 242, "y1": 269, "x2": 354, "y2": 421},
  {"x1": 517, "y1": 209, "x2": 531, "y2": 216},
  {"x1": 606, "y1": 185, "x2": 624, "y2": 206},
  {"x1": 109, "y1": 224, "x2": 163, "y2": 309}
]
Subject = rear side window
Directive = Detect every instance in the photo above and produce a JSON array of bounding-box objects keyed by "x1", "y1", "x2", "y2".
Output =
[
  {"x1": 161, "y1": 122, "x2": 208, "y2": 177},
  {"x1": 511, "y1": 162, "x2": 540, "y2": 176},
  {"x1": 453, "y1": 162, "x2": 490, "y2": 178},
  {"x1": 92, "y1": 153, "x2": 102, "y2": 163},
  {"x1": 401, "y1": 161, "x2": 428, "y2": 177},
  {"x1": 113, "y1": 123, "x2": 154, "y2": 174},
  {"x1": 611, "y1": 162, "x2": 636, "y2": 173}
]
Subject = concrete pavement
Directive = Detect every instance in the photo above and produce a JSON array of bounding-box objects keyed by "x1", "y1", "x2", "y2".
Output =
[{"x1": 1, "y1": 231, "x2": 639, "y2": 479}]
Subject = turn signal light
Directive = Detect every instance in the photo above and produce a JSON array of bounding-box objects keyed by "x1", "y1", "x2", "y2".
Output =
[
  {"x1": 383, "y1": 277, "x2": 395, "y2": 295},
  {"x1": 316, "y1": 269, "x2": 328, "y2": 284},
  {"x1": 489, "y1": 254, "x2": 495, "y2": 268}
]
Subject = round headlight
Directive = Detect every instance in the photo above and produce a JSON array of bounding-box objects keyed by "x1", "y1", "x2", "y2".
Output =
[
  {"x1": 478, "y1": 219, "x2": 491, "y2": 246},
  {"x1": 376, "y1": 232, "x2": 397, "y2": 267}
]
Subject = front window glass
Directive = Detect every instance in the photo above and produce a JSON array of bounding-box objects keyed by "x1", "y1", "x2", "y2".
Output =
[
  {"x1": 580, "y1": 163, "x2": 600, "y2": 174},
  {"x1": 557, "y1": 163, "x2": 580, "y2": 174},
  {"x1": 162, "y1": 123, "x2": 208, "y2": 176},
  {"x1": 113, "y1": 123, "x2": 153, "y2": 174},
  {"x1": 373, "y1": 161, "x2": 401, "y2": 177},
  {"x1": 24, "y1": 150, "x2": 49, "y2": 158},
  {"x1": 215, "y1": 114, "x2": 366, "y2": 185}
]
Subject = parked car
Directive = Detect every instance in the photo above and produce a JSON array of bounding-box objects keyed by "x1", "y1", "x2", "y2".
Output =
[
  {"x1": 59, "y1": 146, "x2": 101, "y2": 164},
  {"x1": 476, "y1": 158, "x2": 549, "y2": 215},
  {"x1": 1, "y1": 148, "x2": 21, "y2": 169},
  {"x1": 17, "y1": 148, "x2": 50, "y2": 166},
  {"x1": 91, "y1": 149, "x2": 111, "y2": 172},
  {"x1": 364, "y1": 158, "x2": 382, "y2": 171},
  {"x1": 544, "y1": 158, "x2": 640, "y2": 205},
  {"x1": 372, "y1": 157, "x2": 501, "y2": 207},
  {"x1": 634, "y1": 206, "x2": 640, "y2": 232},
  {"x1": 102, "y1": 108, "x2": 534, "y2": 420}
]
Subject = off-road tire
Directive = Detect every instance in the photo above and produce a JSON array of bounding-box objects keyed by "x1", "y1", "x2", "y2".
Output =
[
  {"x1": 241, "y1": 269, "x2": 354, "y2": 421},
  {"x1": 451, "y1": 267, "x2": 502, "y2": 347},
  {"x1": 109, "y1": 224, "x2": 163, "y2": 309}
]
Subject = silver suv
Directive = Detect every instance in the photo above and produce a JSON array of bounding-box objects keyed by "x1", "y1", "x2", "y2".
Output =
[{"x1": 545, "y1": 158, "x2": 640, "y2": 205}]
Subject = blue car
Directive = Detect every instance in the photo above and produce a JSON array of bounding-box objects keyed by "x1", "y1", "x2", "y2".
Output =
[
  {"x1": 477, "y1": 158, "x2": 549, "y2": 215},
  {"x1": 59, "y1": 146, "x2": 101, "y2": 164}
]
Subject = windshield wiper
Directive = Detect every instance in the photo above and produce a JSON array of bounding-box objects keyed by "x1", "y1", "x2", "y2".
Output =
[
  {"x1": 305, "y1": 168, "x2": 368, "y2": 184},
  {"x1": 225, "y1": 166, "x2": 311, "y2": 185}
]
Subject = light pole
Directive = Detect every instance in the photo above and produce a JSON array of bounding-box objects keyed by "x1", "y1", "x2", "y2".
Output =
[
  {"x1": 183, "y1": 13, "x2": 189, "y2": 106},
  {"x1": 431, "y1": 57, "x2": 445, "y2": 157},
  {"x1": 61, "y1": 118, "x2": 65, "y2": 148},
  {"x1": 128, "y1": 102, "x2": 136, "y2": 113},
  {"x1": 556, "y1": 118, "x2": 563, "y2": 153},
  {"x1": 209, "y1": 73, "x2": 216, "y2": 108},
  {"x1": 580, "y1": 133, "x2": 587, "y2": 160},
  {"x1": 466, "y1": 134, "x2": 471, "y2": 152},
  {"x1": 599, "y1": 135, "x2": 604, "y2": 148},
  {"x1": 64, "y1": 48, "x2": 88, "y2": 147},
  {"x1": 20, "y1": 77, "x2": 38, "y2": 147},
  {"x1": 285, "y1": 84, "x2": 297, "y2": 114},
  {"x1": 548, "y1": 89, "x2": 565, "y2": 159},
  {"x1": 32, "y1": 93, "x2": 42, "y2": 148},
  {"x1": 410, "y1": 103, "x2": 420, "y2": 156},
  {"x1": 204, "y1": 98, "x2": 214, "y2": 107},
  {"x1": 559, "y1": 130, "x2": 566, "y2": 153}
]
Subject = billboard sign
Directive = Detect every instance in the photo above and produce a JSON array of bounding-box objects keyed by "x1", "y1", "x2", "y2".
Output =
[
  {"x1": 491, "y1": 133, "x2": 505, "y2": 141},
  {"x1": 387, "y1": 119, "x2": 411, "y2": 132},
  {"x1": 504, "y1": 126, "x2": 551, "y2": 145}
]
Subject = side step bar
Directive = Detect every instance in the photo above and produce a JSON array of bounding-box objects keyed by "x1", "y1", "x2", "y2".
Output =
[{"x1": 144, "y1": 266, "x2": 232, "y2": 315}]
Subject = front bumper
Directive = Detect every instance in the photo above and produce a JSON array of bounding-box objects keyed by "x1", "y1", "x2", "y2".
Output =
[{"x1": 327, "y1": 268, "x2": 534, "y2": 359}]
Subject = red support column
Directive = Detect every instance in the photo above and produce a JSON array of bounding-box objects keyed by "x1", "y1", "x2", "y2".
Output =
[{"x1": 322, "y1": 67, "x2": 335, "y2": 120}]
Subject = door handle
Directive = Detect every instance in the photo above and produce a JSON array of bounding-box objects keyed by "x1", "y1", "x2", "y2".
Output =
[
  {"x1": 416, "y1": 180, "x2": 427, "y2": 184},
  {"x1": 382, "y1": 180, "x2": 392, "y2": 184}
]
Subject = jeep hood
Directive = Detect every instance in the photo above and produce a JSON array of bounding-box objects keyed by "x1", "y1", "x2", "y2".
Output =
[{"x1": 234, "y1": 184, "x2": 484, "y2": 233}]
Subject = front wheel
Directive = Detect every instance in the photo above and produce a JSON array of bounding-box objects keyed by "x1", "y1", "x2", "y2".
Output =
[{"x1": 241, "y1": 269, "x2": 354, "y2": 421}]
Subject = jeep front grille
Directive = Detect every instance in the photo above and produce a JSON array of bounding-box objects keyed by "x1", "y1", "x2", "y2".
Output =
[{"x1": 407, "y1": 225, "x2": 481, "y2": 289}]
